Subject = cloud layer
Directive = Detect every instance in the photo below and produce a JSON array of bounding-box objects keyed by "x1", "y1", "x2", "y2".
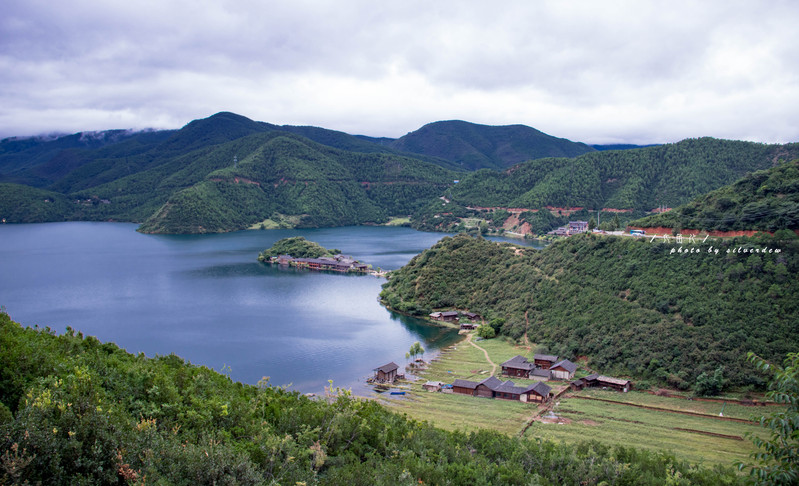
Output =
[{"x1": 2, "y1": 0, "x2": 798, "y2": 144}]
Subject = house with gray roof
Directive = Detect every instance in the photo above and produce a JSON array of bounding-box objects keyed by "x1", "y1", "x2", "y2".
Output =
[
  {"x1": 550, "y1": 359, "x2": 578, "y2": 380},
  {"x1": 501, "y1": 355, "x2": 536, "y2": 378}
]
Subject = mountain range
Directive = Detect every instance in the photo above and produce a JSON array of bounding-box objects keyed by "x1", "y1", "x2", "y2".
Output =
[{"x1": 1, "y1": 111, "x2": 797, "y2": 234}]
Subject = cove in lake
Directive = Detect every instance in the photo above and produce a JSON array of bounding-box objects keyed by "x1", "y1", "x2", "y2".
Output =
[{"x1": 0, "y1": 222, "x2": 543, "y2": 394}]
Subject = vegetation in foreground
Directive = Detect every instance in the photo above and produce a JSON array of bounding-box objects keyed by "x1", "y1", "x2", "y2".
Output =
[{"x1": 0, "y1": 310, "x2": 743, "y2": 485}]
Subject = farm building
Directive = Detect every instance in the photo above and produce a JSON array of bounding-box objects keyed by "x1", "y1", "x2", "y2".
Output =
[
  {"x1": 463, "y1": 312, "x2": 480, "y2": 321},
  {"x1": 550, "y1": 359, "x2": 578, "y2": 380},
  {"x1": 531, "y1": 368, "x2": 551, "y2": 380},
  {"x1": 374, "y1": 362, "x2": 399, "y2": 384},
  {"x1": 474, "y1": 376, "x2": 503, "y2": 398},
  {"x1": 460, "y1": 322, "x2": 478, "y2": 330},
  {"x1": 534, "y1": 354, "x2": 559, "y2": 370},
  {"x1": 422, "y1": 381, "x2": 445, "y2": 392},
  {"x1": 450, "y1": 377, "x2": 552, "y2": 403},
  {"x1": 571, "y1": 374, "x2": 632, "y2": 393},
  {"x1": 452, "y1": 379, "x2": 479, "y2": 395},
  {"x1": 501, "y1": 355, "x2": 536, "y2": 378}
]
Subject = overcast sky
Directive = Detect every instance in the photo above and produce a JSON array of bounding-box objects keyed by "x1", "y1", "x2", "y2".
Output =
[{"x1": 2, "y1": 1, "x2": 798, "y2": 144}]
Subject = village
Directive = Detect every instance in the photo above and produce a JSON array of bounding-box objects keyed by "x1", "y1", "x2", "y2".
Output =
[
  {"x1": 365, "y1": 309, "x2": 774, "y2": 469},
  {"x1": 371, "y1": 309, "x2": 632, "y2": 406}
]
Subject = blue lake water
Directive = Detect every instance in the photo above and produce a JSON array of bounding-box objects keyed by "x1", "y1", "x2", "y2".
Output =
[{"x1": 0, "y1": 222, "x2": 541, "y2": 394}]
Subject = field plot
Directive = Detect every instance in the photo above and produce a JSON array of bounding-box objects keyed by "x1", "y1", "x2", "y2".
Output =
[
  {"x1": 525, "y1": 389, "x2": 775, "y2": 468},
  {"x1": 390, "y1": 389, "x2": 534, "y2": 434}
]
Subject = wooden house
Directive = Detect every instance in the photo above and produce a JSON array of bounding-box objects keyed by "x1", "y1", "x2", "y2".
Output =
[
  {"x1": 460, "y1": 322, "x2": 478, "y2": 330},
  {"x1": 531, "y1": 368, "x2": 551, "y2": 380},
  {"x1": 374, "y1": 362, "x2": 399, "y2": 384},
  {"x1": 533, "y1": 354, "x2": 559, "y2": 370},
  {"x1": 501, "y1": 355, "x2": 536, "y2": 378},
  {"x1": 522, "y1": 382, "x2": 552, "y2": 403},
  {"x1": 474, "y1": 376, "x2": 502, "y2": 398},
  {"x1": 452, "y1": 379, "x2": 479, "y2": 395},
  {"x1": 571, "y1": 374, "x2": 632, "y2": 393},
  {"x1": 550, "y1": 359, "x2": 578, "y2": 380},
  {"x1": 430, "y1": 311, "x2": 459, "y2": 322},
  {"x1": 463, "y1": 312, "x2": 479, "y2": 321}
]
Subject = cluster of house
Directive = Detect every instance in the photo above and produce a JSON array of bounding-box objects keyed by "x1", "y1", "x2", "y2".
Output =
[
  {"x1": 452, "y1": 376, "x2": 552, "y2": 403},
  {"x1": 372, "y1": 353, "x2": 632, "y2": 403},
  {"x1": 547, "y1": 220, "x2": 589, "y2": 236},
  {"x1": 428, "y1": 310, "x2": 481, "y2": 330},
  {"x1": 271, "y1": 253, "x2": 369, "y2": 273}
]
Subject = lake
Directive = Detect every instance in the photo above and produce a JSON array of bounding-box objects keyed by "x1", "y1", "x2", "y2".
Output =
[{"x1": 0, "y1": 222, "x2": 542, "y2": 394}]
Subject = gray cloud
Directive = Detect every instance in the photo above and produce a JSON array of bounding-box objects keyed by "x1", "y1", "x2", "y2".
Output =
[{"x1": 1, "y1": 0, "x2": 798, "y2": 144}]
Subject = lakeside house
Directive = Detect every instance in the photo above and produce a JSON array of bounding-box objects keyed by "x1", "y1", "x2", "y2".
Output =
[
  {"x1": 374, "y1": 362, "x2": 399, "y2": 384},
  {"x1": 429, "y1": 311, "x2": 460, "y2": 322},
  {"x1": 571, "y1": 374, "x2": 632, "y2": 393},
  {"x1": 452, "y1": 376, "x2": 551, "y2": 403}
]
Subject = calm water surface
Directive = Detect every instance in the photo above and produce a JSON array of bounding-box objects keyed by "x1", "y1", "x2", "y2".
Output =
[{"x1": 0, "y1": 222, "x2": 541, "y2": 394}]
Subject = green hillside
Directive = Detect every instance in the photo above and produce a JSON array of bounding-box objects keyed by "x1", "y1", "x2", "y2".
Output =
[
  {"x1": 380, "y1": 233, "x2": 799, "y2": 392},
  {"x1": 441, "y1": 138, "x2": 799, "y2": 210},
  {"x1": 631, "y1": 159, "x2": 799, "y2": 233},
  {"x1": 0, "y1": 114, "x2": 461, "y2": 232},
  {"x1": 137, "y1": 133, "x2": 457, "y2": 233},
  {"x1": 390, "y1": 120, "x2": 595, "y2": 170},
  {"x1": 0, "y1": 183, "x2": 77, "y2": 223},
  {"x1": 0, "y1": 310, "x2": 738, "y2": 484},
  {"x1": 409, "y1": 138, "x2": 799, "y2": 235}
]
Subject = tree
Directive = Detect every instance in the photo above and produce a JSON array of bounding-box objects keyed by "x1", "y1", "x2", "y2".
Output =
[
  {"x1": 588, "y1": 217, "x2": 596, "y2": 231},
  {"x1": 409, "y1": 342, "x2": 424, "y2": 361},
  {"x1": 739, "y1": 352, "x2": 799, "y2": 484},
  {"x1": 476, "y1": 324, "x2": 496, "y2": 339}
]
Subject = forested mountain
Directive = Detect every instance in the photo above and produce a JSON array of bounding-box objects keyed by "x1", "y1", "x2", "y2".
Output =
[
  {"x1": 0, "y1": 311, "x2": 736, "y2": 484},
  {"x1": 137, "y1": 132, "x2": 458, "y2": 233},
  {"x1": 440, "y1": 138, "x2": 799, "y2": 210},
  {"x1": 380, "y1": 233, "x2": 799, "y2": 392},
  {"x1": 631, "y1": 159, "x2": 799, "y2": 234},
  {"x1": 0, "y1": 113, "x2": 461, "y2": 232},
  {"x1": 389, "y1": 120, "x2": 595, "y2": 170}
]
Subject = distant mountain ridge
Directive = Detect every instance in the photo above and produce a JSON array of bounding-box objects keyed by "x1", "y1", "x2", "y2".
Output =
[{"x1": 388, "y1": 120, "x2": 595, "y2": 170}]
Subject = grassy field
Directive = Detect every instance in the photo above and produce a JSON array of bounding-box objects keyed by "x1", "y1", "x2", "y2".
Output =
[
  {"x1": 526, "y1": 388, "x2": 775, "y2": 468},
  {"x1": 384, "y1": 331, "x2": 780, "y2": 469}
]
